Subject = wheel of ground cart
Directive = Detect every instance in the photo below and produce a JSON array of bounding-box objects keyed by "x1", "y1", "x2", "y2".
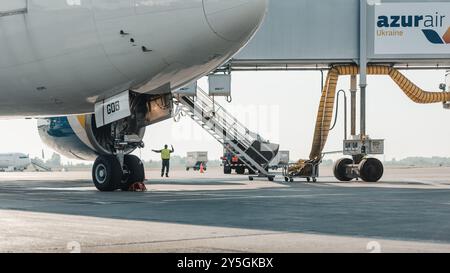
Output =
[
  {"x1": 290, "y1": 178, "x2": 294, "y2": 183},
  {"x1": 120, "y1": 155, "x2": 146, "y2": 191},
  {"x1": 306, "y1": 177, "x2": 311, "y2": 182},
  {"x1": 236, "y1": 166, "x2": 245, "y2": 175},
  {"x1": 186, "y1": 167, "x2": 189, "y2": 171},
  {"x1": 333, "y1": 158, "x2": 353, "y2": 182},
  {"x1": 92, "y1": 155, "x2": 122, "y2": 192},
  {"x1": 284, "y1": 177, "x2": 289, "y2": 182},
  {"x1": 312, "y1": 178, "x2": 317, "y2": 183},
  {"x1": 224, "y1": 165, "x2": 232, "y2": 174},
  {"x1": 268, "y1": 176, "x2": 274, "y2": 182},
  {"x1": 249, "y1": 176, "x2": 254, "y2": 181},
  {"x1": 359, "y1": 158, "x2": 384, "y2": 183}
]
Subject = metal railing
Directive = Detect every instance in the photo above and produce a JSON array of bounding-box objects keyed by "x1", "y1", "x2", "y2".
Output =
[{"x1": 174, "y1": 87, "x2": 277, "y2": 174}]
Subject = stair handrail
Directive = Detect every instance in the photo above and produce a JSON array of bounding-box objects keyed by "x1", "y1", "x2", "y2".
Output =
[
  {"x1": 175, "y1": 91, "x2": 276, "y2": 166},
  {"x1": 187, "y1": 100, "x2": 274, "y2": 166}
]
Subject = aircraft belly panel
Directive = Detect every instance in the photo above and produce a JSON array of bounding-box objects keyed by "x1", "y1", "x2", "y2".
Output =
[
  {"x1": 0, "y1": 0, "x2": 267, "y2": 116},
  {"x1": 0, "y1": 1, "x2": 132, "y2": 115}
]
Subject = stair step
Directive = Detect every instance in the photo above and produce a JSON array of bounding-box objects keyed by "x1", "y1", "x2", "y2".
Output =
[{"x1": 175, "y1": 94, "x2": 272, "y2": 175}]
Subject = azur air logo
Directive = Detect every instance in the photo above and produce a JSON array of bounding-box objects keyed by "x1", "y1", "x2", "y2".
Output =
[
  {"x1": 377, "y1": 12, "x2": 450, "y2": 44},
  {"x1": 422, "y1": 27, "x2": 450, "y2": 44}
]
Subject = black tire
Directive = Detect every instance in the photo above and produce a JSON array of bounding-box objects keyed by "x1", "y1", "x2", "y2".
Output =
[
  {"x1": 186, "y1": 167, "x2": 189, "y2": 171},
  {"x1": 236, "y1": 166, "x2": 245, "y2": 175},
  {"x1": 224, "y1": 165, "x2": 232, "y2": 174},
  {"x1": 120, "y1": 155, "x2": 145, "y2": 191},
  {"x1": 92, "y1": 155, "x2": 122, "y2": 192},
  {"x1": 359, "y1": 158, "x2": 384, "y2": 183},
  {"x1": 268, "y1": 176, "x2": 274, "y2": 182},
  {"x1": 333, "y1": 158, "x2": 353, "y2": 182}
]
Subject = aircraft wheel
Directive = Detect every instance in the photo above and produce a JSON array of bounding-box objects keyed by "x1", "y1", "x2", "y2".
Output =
[
  {"x1": 359, "y1": 158, "x2": 384, "y2": 183},
  {"x1": 333, "y1": 158, "x2": 353, "y2": 182},
  {"x1": 92, "y1": 155, "x2": 122, "y2": 192},
  {"x1": 120, "y1": 155, "x2": 145, "y2": 191}
]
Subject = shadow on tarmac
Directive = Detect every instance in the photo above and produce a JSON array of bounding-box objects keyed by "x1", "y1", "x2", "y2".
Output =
[{"x1": 2, "y1": 176, "x2": 450, "y2": 244}]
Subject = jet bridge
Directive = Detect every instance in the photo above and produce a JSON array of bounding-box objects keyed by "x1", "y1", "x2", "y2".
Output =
[
  {"x1": 223, "y1": 0, "x2": 450, "y2": 182},
  {"x1": 233, "y1": 0, "x2": 450, "y2": 69}
]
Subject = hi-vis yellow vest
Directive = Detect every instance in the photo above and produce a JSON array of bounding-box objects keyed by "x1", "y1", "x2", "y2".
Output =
[{"x1": 161, "y1": 149, "x2": 171, "y2": 160}]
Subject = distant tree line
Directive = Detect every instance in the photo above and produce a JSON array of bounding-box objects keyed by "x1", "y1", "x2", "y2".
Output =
[
  {"x1": 32, "y1": 153, "x2": 223, "y2": 171},
  {"x1": 33, "y1": 153, "x2": 450, "y2": 171},
  {"x1": 384, "y1": 157, "x2": 450, "y2": 167},
  {"x1": 142, "y1": 155, "x2": 222, "y2": 168}
]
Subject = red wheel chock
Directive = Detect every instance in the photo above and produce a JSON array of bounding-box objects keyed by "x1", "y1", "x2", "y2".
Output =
[{"x1": 128, "y1": 182, "x2": 147, "y2": 192}]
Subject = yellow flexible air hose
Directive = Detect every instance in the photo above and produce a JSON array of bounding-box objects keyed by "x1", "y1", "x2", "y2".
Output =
[{"x1": 290, "y1": 65, "x2": 450, "y2": 174}]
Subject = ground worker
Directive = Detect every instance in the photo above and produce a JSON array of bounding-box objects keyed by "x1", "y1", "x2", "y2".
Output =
[{"x1": 152, "y1": 145, "x2": 175, "y2": 177}]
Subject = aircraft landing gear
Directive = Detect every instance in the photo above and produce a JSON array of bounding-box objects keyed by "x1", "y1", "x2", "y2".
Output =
[
  {"x1": 333, "y1": 158, "x2": 354, "y2": 182},
  {"x1": 87, "y1": 92, "x2": 175, "y2": 192},
  {"x1": 120, "y1": 155, "x2": 145, "y2": 191},
  {"x1": 358, "y1": 158, "x2": 384, "y2": 183},
  {"x1": 333, "y1": 157, "x2": 383, "y2": 183},
  {"x1": 92, "y1": 155, "x2": 122, "y2": 192},
  {"x1": 92, "y1": 154, "x2": 145, "y2": 192}
]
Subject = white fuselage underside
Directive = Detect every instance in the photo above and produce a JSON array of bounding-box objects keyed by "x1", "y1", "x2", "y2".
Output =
[{"x1": 0, "y1": 0, "x2": 267, "y2": 117}]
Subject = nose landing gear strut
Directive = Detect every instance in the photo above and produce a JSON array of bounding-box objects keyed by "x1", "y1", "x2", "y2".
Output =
[
  {"x1": 92, "y1": 136, "x2": 146, "y2": 192},
  {"x1": 92, "y1": 153, "x2": 146, "y2": 192}
]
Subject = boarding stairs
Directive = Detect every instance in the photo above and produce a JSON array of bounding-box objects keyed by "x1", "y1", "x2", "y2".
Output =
[
  {"x1": 30, "y1": 159, "x2": 52, "y2": 172},
  {"x1": 173, "y1": 87, "x2": 279, "y2": 179}
]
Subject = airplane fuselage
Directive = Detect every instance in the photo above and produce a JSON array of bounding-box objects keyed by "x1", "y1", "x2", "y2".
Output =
[{"x1": 0, "y1": 0, "x2": 267, "y2": 116}]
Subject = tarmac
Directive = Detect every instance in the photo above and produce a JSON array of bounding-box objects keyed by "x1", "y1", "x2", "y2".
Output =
[{"x1": 1, "y1": 166, "x2": 450, "y2": 253}]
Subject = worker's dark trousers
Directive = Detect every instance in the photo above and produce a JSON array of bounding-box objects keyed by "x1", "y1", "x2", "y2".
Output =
[{"x1": 161, "y1": 159, "x2": 170, "y2": 176}]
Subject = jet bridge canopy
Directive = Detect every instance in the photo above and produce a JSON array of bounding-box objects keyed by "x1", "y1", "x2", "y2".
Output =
[{"x1": 232, "y1": 0, "x2": 450, "y2": 70}]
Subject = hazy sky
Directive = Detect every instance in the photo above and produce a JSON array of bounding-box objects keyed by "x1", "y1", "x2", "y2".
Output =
[{"x1": 0, "y1": 69, "x2": 449, "y2": 164}]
